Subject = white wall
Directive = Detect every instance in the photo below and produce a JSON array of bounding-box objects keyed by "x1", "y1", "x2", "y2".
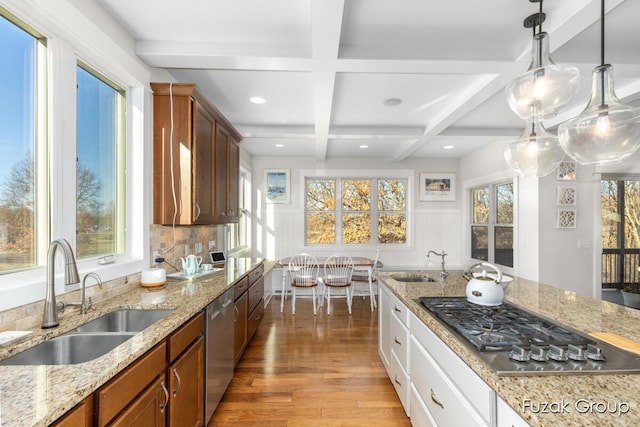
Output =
[
  {"x1": 250, "y1": 156, "x2": 464, "y2": 270},
  {"x1": 458, "y1": 138, "x2": 640, "y2": 299}
]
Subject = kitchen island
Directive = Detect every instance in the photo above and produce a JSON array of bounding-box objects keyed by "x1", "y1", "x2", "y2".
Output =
[
  {"x1": 379, "y1": 271, "x2": 640, "y2": 427},
  {"x1": 0, "y1": 258, "x2": 263, "y2": 427}
]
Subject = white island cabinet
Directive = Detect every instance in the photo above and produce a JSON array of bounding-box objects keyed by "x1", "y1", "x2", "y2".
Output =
[
  {"x1": 379, "y1": 283, "x2": 411, "y2": 415},
  {"x1": 379, "y1": 281, "x2": 516, "y2": 427}
]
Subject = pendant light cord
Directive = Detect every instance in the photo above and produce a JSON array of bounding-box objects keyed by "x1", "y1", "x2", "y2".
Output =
[
  {"x1": 600, "y1": 0, "x2": 605, "y2": 66},
  {"x1": 537, "y1": 0, "x2": 544, "y2": 65},
  {"x1": 600, "y1": 0, "x2": 606, "y2": 107}
]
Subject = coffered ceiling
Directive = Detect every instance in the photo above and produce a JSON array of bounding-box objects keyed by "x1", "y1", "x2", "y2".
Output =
[{"x1": 97, "y1": 0, "x2": 640, "y2": 161}]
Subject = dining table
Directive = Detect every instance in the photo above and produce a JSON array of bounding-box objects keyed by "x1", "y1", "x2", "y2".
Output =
[{"x1": 276, "y1": 256, "x2": 382, "y2": 312}]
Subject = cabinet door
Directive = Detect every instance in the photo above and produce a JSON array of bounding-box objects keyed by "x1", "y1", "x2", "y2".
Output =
[
  {"x1": 110, "y1": 375, "x2": 168, "y2": 427},
  {"x1": 378, "y1": 285, "x2": 391, "y2": 373},
  {"x1": 152, "y1": 85, "x2": 194, "y2": 225},
  {"x1": 214, "y1": 123, "x2": 230, "y2": 222},
  {"x1": 193, "y1": 102, "x2": 216, "y2": 224},
  {"x1": 168, "y1": 337, "x2": 204, "y2": 427},
  {"x1": 227, "y1": 137, "x2": 240, "y2": 222},
  {"x1": 50, "y1": 396, "x2": 94, "y2": 427},
  {"x1": 234, "y1": 291, "x2": 248, "y2": 365}
]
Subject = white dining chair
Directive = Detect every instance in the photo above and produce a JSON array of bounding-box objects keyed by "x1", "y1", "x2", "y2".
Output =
[
  {"x1": 352, "y1": 249, "x2": 379, "y2": 311},
  {"x1": 288, "y1": 253, "x2": 320, "y2": 315},
  {"x1": 321, "y1": 254, "x2": 354, "y2": 315}
]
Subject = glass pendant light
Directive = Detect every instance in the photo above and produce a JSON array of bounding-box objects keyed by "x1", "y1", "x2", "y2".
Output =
[
  {"x1": 504, "y1": 120, "x2": 565, "y2": 177},
  {"x1": 505, "y1": 0, "x2": 579, "y2": 120},
  {"x1": 558, "y1": 0, "x2": 640, "y2": 165}
]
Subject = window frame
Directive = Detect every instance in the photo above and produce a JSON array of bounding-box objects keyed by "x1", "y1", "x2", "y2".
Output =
[
  {"x1": 0, "y1": 4, "x2": 149, "y2": 311},
  {"x1": 469, "y1": 180, "x2": 514, "y2": 269},
  {"x1": 302, "y1": 169, "x2": 412, "y2": 249}
]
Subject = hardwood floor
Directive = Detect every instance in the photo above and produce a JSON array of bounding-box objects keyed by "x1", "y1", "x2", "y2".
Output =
[{"x1": 208, "y1": 296, "x2": 411, "y2": 426}]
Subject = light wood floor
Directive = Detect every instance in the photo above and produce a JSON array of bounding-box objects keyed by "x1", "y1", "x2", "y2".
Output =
[{"x1": 208, "y1": 295, "x2": 411, "y2": 426}]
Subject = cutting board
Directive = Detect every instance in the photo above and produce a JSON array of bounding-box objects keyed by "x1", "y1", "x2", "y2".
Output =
[{"x1": 589, "y1": 332, "x2": 640, "y2": 356}]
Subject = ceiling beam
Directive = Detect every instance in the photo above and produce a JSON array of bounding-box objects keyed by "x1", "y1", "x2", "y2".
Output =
[{"x1": 311, "y1": 0, "x2": 345, "y2": 161}]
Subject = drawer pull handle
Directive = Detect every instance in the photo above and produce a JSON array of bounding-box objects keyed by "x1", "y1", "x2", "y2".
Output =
[
  {"x1": 160, "y1": 381, "x2": 169, "y2": 412},
  {"x1": 393, "y1": 306, "x2": 402, "y2": 313},
  {"x1": 172, "y1": 368, "x2": 181, "y2": 397},
  {"x1": 394, "y1": 375, "x2": 402, "y2": 387},
  {"x1": 430, "y1": 388, "x2": 444, "y2": 409},
  {"x1": 394, "y1": 337, "x2": 402, "y2": 346}
]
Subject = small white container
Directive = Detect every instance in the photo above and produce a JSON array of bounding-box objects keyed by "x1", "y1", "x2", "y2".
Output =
[{"x1": 141, "y1": 268, "x2": 167, "y2": 288}]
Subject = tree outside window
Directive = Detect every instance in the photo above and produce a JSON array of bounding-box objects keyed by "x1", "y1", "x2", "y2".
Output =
[
  {"x1": 471, "y1": 182, "x2": 513, "y2": 267},
  {"x1": 305, "y1": 177, "x2": 407, "y2": 245}
]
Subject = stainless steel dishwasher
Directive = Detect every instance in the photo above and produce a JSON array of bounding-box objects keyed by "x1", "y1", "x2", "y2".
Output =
[{"x1": 204, "y1": 287, "x2": 235, "y2": 423}]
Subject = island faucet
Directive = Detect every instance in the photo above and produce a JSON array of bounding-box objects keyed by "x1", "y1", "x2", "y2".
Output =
[
  {"x1": 427, "y1": 250, "x2": 448, "y2": 280},
  {"x1": 42, "y1": 239, "x2": 80, "y2": 328}
]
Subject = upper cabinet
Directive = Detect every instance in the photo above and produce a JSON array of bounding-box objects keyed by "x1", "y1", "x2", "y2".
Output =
[{"x1": 151, "y1": 82, "x2": 242, "y2": 225}]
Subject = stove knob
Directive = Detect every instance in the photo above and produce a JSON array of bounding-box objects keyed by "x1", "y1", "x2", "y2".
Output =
[
  {"x1": 585, "y1": 344, "x2": 606, "y2": 362},
  {"x1": 567, "y1": 344, "x2": 587, "y2": 362},
  {"x1": 530, "y1": 345, "x2": 549, "y2": 362},
  {"x1": 548, "y1": 344, "x2": 568, "y2": 362},
  {"x1": 509, "y1": 345, "x2": 530, "y2": 362}
]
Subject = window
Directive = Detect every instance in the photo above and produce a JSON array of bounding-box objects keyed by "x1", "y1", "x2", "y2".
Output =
[
  {"x1": 305, "y1": 177, "x2": 407, "y2": 245},
  {"x1": 228, "y1": 167, "x2": 251, "y2": 253},
  {"x1": 76, "y1": 65, "x2": 126, "y2": 259},
  {"x1": 470, "y1": 182, "x2": 513, "y2": 267},
  {"x1": 0, "y1": 13, "x2": 44, "y2": 273},
  {"x1": 601, "y1": 178, "x2": 640, "y2": 288}
]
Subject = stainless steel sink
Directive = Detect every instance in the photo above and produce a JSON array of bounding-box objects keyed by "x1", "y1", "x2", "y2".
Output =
[
  {"x1": 0, "y1": 333, "x2": 134, "y2": 365},
  {"x1": 72, "y1": 309, "x2": 173, "y2": 333},
  {"x1": 0, "y1": 309, "x2": 174, "y2": 366},
  {"x1": 391, "y1": 275, "x2": 436, "y2": 283}
]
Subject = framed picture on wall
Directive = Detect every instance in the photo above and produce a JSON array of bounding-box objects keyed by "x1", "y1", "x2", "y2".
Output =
[
  {"x1": 419, "y1": 173, "x2": 456, "y2": 202},
  {"x1": 264, "y1": 169, "x2": 291, "y2": 204}
]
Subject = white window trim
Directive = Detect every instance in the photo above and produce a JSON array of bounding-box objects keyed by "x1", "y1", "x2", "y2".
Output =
[
  {"x1": 463, "y1": 171, "x2": 516, "y2": 276},
  {"x1": 300, "y1": 168, "x2": 413, "y2": 251},
  {"x1": 0, "y1": 5, "x2": 150, "y2": 311}
]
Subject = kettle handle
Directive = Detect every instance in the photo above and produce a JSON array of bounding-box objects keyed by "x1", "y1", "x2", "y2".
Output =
[{"x1": 465, "y1": 262, "x2": 502, "y2": 284}]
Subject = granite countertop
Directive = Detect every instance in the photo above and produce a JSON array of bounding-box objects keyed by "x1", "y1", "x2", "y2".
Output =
[
  {"x1": 379, "y1": 271, "x2": 640, "y2": 427},
  {"x1": 0, "y1": 258, "x2": 263, "y2": 427}
]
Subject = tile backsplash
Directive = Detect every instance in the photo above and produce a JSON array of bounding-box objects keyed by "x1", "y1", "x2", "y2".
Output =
[{"x1": 149, "y1": 224, "x2": 226, "y2": 273}]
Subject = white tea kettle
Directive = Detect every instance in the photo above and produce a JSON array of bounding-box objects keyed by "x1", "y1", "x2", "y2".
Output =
[{"x1": 463, "y1": 262, "x2": 504, "y2": 306}]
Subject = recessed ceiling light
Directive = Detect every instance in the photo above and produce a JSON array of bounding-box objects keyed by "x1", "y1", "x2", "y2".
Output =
[
  {"x1": 275, "y1": 143, "x2": 284, "y2": 148},
  {"x1": 443, "y1": 145, "x2": 454, "y2": 150},
  {"x1": 359, "y1": 144, "x2": 369, "y2": 149},
  {"x1": 383, "y1": 98, "x2": 402, "y2": 107},
  {"x1": 249, "y1": 96, "x2": 266, "y2": 104}
]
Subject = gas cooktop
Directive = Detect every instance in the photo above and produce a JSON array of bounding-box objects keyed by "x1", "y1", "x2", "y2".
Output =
[{"x1": 417, "y1": 297, "x2": 640, "y2": 376}]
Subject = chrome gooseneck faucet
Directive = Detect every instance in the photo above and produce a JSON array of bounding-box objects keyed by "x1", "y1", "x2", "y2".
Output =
[
  {"x1": 66, "y1": 272, "x2": 102, "y2": 315},
  {"x1": 427, "y1": 249, "x2": 449, "y2": 280},
  {"x1": 42, "y1": 239, "x2": 80, "y2": 328}
]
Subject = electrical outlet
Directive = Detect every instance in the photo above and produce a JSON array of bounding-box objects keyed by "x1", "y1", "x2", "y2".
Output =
[
  {"x1": 184, "y1": 244, "x2": 189, "y2": 256},
  {"x1": 195, "y1": 242, "x2": 203, "y2": 254},
  {"x1": 153, "y1": 250, "x2": 161, "y2": 260},
  {"x1": 209, "y1": 240, "x2": 216, "y2": 250}
]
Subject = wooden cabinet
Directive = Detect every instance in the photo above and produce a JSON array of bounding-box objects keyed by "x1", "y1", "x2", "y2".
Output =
[
  {"x1": 233, "y1": 289, "x2": 248, "y2": 365},
  {"x1": 151, "y1": 82, "x2": 242, "y2": 225},
  {"x1": 166, "y1": 313, "x2": 204, "y2": 427},
  {"x1": 168, "y1": 338, "x2": 204, "y2": 427},
  {"x1": 95, "y1": 342, "x2": 167, "y2": 426},
  {"x1": 212, "y1": 124, "x2": 241, "y2": 223},
  {"x1": 110, "y1": 375, "x2": 167, "y2": 427},
  {"x1": 233, "y1": 264, "x2": 265, "y2": 365},
  {"x1": 51, "y1": 396, "x2": 94, "y2": 427}
]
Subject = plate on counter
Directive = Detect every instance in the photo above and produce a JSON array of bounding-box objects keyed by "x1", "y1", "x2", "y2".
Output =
[
  {"x1": 167, "y1": 268, "x2": 224, "y2": 282},
  {"x1": 0, "y1": 331, "x2": 32, "y2": 346}
]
